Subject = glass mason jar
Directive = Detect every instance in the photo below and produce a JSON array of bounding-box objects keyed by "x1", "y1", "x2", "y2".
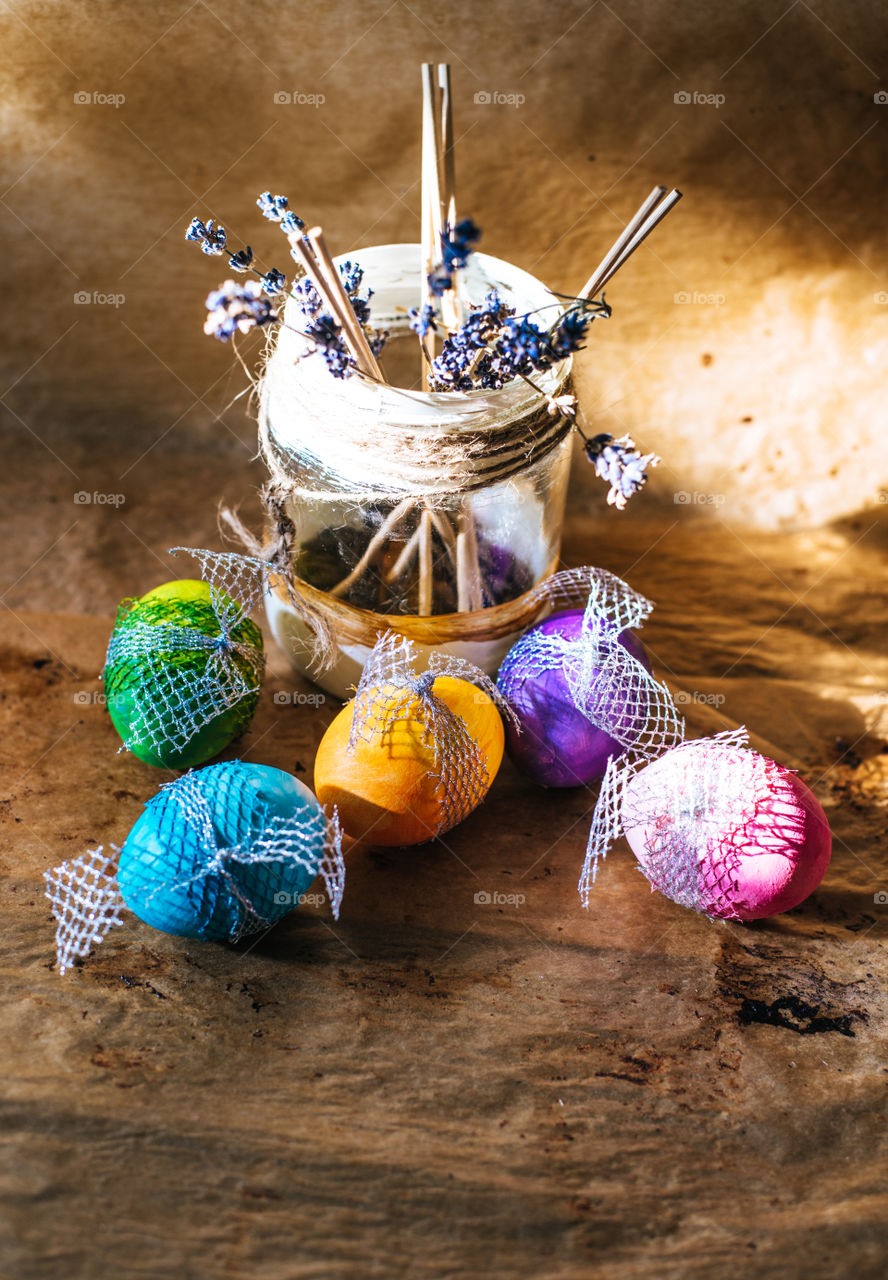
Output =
[{"x1": 260, "y1": 243, "x2": 574, "y2": 699}]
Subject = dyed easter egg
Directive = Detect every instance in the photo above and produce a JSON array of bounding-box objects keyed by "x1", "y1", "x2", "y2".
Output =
[
  {"x1": 104, "y1": 578, "x2": 263, "y2": 769},
  {"x1": 314, "y1": 676, "x2": 504, "y2": 846},
  {"x1": 497, "y1": 610, "x2": 651, "y2": 787},
  {"x1": 118, "y1": 761, "x2": 326, "y2": 940},
  {"x1": 621, "y1": 739, "x2": 832, "y2": 920}
]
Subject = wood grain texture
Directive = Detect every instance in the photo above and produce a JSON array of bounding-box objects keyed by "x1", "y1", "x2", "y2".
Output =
[{"x1": 2, "y1": 515, "x2": 888, "y2": 1279}]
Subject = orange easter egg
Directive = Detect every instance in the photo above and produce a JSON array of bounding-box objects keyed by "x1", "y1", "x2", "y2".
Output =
[{"x1": 314, "y1": 676, "x2": 505, "y2": 846}]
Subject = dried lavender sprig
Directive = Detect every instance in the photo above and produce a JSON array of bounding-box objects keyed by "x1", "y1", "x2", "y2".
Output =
[
  {"x1": 189, "y1": 199, "x2": 386, "y2": 373},
  {"x1": 186, "y1": 216, "x2": 289, "y2": 298},
  {"x1": 427, "y1": 218, "x2": 480, "y2": 298},
  {"x1": 289, "y1": 246, "x2": 388, "y2": 370},
  {"x1": 202, "y1": 279, "x2": 361, "y2": 380},
  {"x1": 203, "y1": 280, "x2": 278, "y2": 341},
  {"x1": 428, "y1": 291, "x2": 610, "y2": 392},
  {"x1": 186, "y1": 217, "x2": 226, "y2": 256},
  {"x1": 257, "y1": 191, "x2": 292, "y2": 223},
  {"x1": 187, "y1": 190, "x2": 311, "y2": 295},
  {"x1": 301, "y1": 313, "x2": 354, "y2": 379},
  {"x1": 579, "y1": 431, "x2": 660, "y2": 509}
]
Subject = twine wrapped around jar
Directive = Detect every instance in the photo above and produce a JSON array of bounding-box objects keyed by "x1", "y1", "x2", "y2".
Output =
[{"x1": 259, "y1": 245, "x2": 573, "y2": 502}]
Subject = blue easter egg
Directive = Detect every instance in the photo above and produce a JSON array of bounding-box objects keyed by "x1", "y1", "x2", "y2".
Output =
[{"x1": 118, "y1": 761, "x2": 327, "y2": 941}]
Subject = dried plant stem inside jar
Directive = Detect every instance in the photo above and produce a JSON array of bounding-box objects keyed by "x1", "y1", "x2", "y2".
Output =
[
  {"x1": 293, "y1": 491, "x2": 535, "y2": 617},
  {"x1": 260, "y1": 244, "x2": 573, "y2": 625}
]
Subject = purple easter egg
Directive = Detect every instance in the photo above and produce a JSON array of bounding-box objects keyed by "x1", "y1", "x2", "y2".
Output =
[{"x1": 497, "y1": 610, "x2": 652, "y2": 788}]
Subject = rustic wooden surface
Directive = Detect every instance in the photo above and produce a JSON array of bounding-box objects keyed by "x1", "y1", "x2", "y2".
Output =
[{"x1": 3, "y1": 512, "x2": 888, "y2": 1279}]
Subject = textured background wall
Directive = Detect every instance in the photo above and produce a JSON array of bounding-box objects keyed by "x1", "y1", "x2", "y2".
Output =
[{"x1": 2, "y1": 0, "x2": 888, "y2": 600}]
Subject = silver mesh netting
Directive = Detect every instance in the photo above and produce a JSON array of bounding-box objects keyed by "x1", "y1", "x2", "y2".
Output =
[
  {"x1": 139, "y1": 766, "x2": 346, "y2": 936},
  {"x1": 579, "y1": 727, "x2": 752, "y2": 910},
  {"x1": 104, "y1": 547, "x2": 267, "y2": 760},
  {"x1": 348, "y1": 631, "x2": 518, "y2": 836},
  {"x1": 527, "y1": 565, "x2": 654, "y2": 634},
  {"x1": 43, "y1": 845, "x2": 125, "y2": 975},
  {"x1": 620, "y1": 729, "x2": 777, "y2": 919},
  {"x1": 564, "y1": 640, "x2": 685, "y2": 755},
  {"x1": 43, "y1": 764, "x2": 345, "y2": 973},
  {"x1": 499, "y1": 564, "x2": 683, "y2": 758},
  {"x1": 170, "y1": 544, "x2": 272, "y2": 617}
]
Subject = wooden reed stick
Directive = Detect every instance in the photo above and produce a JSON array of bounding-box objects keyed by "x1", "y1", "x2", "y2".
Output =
[
  {"x1": 592, "y1": 189, "x2": 683, "y2": 294},
  {"x1": 456, "y1": 501, "x2": 483, "y2": 612},
  {"x1": 438, "y1": 65, "x2": 457, "y2": 231},
  {"x1": 578, "y1": 186, "x2": 667, "y2": 300},
  {"x1": 418, "y1": 508, "x2": 434, "y2": 615},
  {"x1": 307, "y1": 226, "x2": 384, "y2": 380},
  {"x1": 382, "y1": 525, "x2": 422, "y2": 586},
  {"x1": 380, "y1": 507, "x2": 456, "y2": 593},
  {"x1": 420, "y1": 63, "x2": 483, "y2": 616},
  {"x1": 437, "y1": 63, "x2": 461, "y2": 332},
  {"x1": 287, "y1": 233, "x2": 368, "y2": 374},
  {"x1": 428, "y1": 507, "x2": 457, "y2": 564},
  {"x1": 420, "y1": 63, "x2": 443, "y2": 376},
  {"x1": 330, "y1": 497, "x2": 417, "y2": 598}
]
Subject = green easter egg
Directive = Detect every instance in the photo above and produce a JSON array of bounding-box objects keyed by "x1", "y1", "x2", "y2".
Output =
[{"x1": 104, "y1": 578, "x2": 264, "y2": 769}]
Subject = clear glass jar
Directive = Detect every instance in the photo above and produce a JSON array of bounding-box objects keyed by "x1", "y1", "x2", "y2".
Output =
[{"x1": 260, "y1": 243, "x2": 574, "y2": 698}]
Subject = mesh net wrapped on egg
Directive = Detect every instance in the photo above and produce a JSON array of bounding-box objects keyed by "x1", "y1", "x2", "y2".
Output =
[
  {"x1": 44, "y1": 761, "x2": 345, "y2": 973},
  {"x1": 591, "y1": 729, "x2": 832, "y2": 921},
  {"x1": 497, "y1": 567, "x2": 684, "y2": 787},
  {"x1": 103, "y1": 552, "x2": 269, "y2": 768},
  {"x1": 314, "y1": 631, "x2": 518, "y2": 845},
  {"x1": 353, "y1": 633, "x2": 517, "y2": 833}
]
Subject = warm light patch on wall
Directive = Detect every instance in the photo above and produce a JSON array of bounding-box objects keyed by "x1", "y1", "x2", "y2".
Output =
[{"x1": 574, "y1": 269, "x2": 888, "y2": 529}]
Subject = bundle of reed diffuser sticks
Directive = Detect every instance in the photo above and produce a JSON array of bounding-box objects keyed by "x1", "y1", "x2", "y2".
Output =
[{"x1": 272, "y1": 63, "x2": 681, "y2": 619}]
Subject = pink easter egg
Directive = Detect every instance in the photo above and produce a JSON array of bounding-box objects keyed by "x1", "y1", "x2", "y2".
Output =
[{"x1": 621, "y1": 738, "x2": 831, "y2": 920}]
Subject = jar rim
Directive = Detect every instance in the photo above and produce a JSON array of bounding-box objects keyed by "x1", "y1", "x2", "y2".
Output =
[
  {"x1": 275, "y1": 241, "x2": 572, "y2": 417},
  {"x1": 261, "y1": 241, "x2": 575, "y2": 498}
]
